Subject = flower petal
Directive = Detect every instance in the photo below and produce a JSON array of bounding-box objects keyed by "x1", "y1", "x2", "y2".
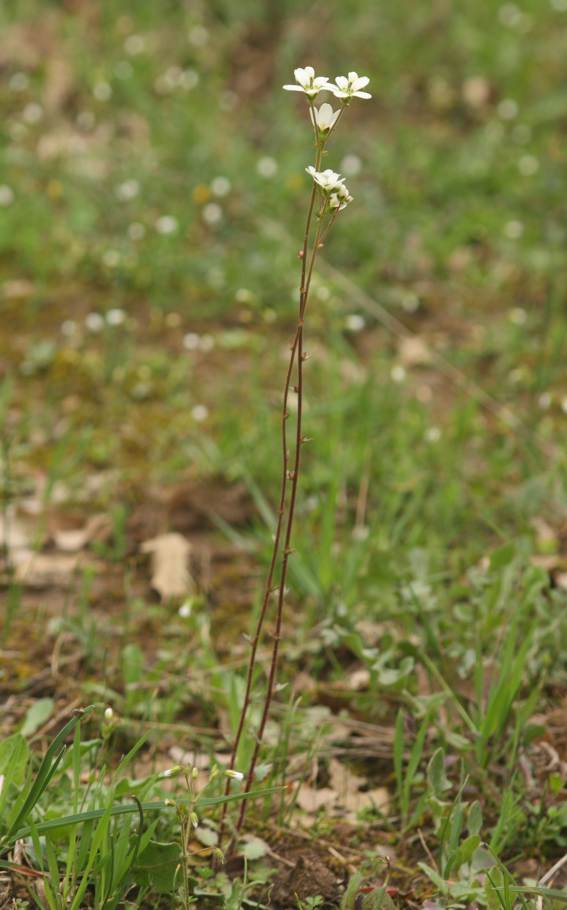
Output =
[
  {"x1": 283, "y1": 84, "x2": 304, "y2": 91},
  {"x1": 354, "y1": 90, "x2": 372, "y2": 99},
  {"x1": 352, "y1": 76, "x2": 369, "y2": 91}
]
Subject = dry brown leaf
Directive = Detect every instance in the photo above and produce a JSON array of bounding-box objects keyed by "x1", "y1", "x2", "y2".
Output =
[
  {"x1": 0, "y1": 509, "x2": 34, "y2": 552},
  {"x1": 398, "y1": 336, "x2": 432, "y2": 366},
  {"x1": 556, "y1": 572, "x2": 567, "y2": 590},
  {"x1": 347, "y1": 668, "x2": 370, "y2": 690},
  {"x1": 329, "y1": 758, "x2": 390, "y2": 817},
  {"x1": 141, "y1": 532, "x2": 193, "y2": 600},
  {"x1": 53, "y1": 514, "x2": 111, "y2": 552},
  {"x1": 296, "y1": 785, "x2": 336, "y2": 814},
  {"x1": 14, "y1": 552, "x2": 81, "y2": 588},
  {"x1": 462, "y1": 76, "x2": 491, "y2": 108}
]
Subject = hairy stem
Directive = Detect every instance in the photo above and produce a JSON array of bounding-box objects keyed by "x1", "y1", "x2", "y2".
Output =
[
  {"x1": 219, "y1": 142, "x2": 323, "y2": 845},
  {"x1": 234, "y1": 208, "x2": 325, "y2": 834}
]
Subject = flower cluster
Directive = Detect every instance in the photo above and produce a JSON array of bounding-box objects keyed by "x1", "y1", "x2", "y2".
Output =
[
  {"x1": 305, "y1": 167, "x2": 353, "y2": 211},
  {"x1": 283, "y1": 67, "x2": 372, "y2": 102},
  {"x1": 284, "y1": 65, "x2": 370, "y2": 218}
]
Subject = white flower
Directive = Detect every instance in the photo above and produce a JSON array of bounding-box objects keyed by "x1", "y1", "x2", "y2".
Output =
[
  {"x1": 310, "y1": 102, "x2": 340, "y2": 132},
  {"x1": 178, "y1": 601, "x2": 193, "y2": 618},
  {"x1": 104, "y1": 707, "x2": 114, "y2": 721},
  {"x1": 283, "y1": 66, "x2": 331, "y2": 98},
  {"x1": 305, "y1": 166, "x2": 345, "y2": 192},
  {"x1": 329, "y1": 71, "x2": 371, "y2": 100}
]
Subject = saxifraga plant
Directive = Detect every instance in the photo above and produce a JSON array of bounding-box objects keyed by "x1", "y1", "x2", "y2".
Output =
[{"x1": 220, "y1": 66, "x2": 372, "y2": 845}]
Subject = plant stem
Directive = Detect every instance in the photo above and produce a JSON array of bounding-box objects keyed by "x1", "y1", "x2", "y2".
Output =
[
  {"x1": 234, "y1": 206, "x2": 325, "y2": 835},
  {"x1": 219, "y1": 142, "x2": 324, "y2": 845}
]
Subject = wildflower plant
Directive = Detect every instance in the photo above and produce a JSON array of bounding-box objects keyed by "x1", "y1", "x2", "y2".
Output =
[{"x1": 221, "y1": 66, "x2": 371, "y2": 843}]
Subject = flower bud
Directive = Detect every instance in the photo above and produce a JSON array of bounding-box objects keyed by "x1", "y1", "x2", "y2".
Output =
[{"x1": 225, "y1": 769, "x2": 244, "y2": 781}]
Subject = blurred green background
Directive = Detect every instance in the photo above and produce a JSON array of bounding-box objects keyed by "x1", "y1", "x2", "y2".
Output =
[{"x1": 2, "y1": 0, "x2": 567, "y2": 553}]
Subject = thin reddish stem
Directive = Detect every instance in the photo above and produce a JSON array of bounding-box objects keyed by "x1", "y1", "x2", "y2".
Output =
[
  {"x1": 234, "y1": 210, "x2": 325, "y2": 833},
  {"x1": 219, "y1": 144, "x2": 323, "y2": 845}
]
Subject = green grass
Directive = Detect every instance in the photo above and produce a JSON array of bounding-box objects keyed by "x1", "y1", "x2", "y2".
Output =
[{"x1": 1, "y1": 0, "x2": 567, "y2": 907}]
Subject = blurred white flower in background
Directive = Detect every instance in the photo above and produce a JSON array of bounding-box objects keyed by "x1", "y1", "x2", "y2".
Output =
[
  {"x1": 155, "y1": 215, "x2": 178, "y2": 235},
  {"x1": 128, "y1": 222, "x2": 146, "y2": 240},
  {"x1": 183, "y1": 333, "x2": 201, "y2": 351},
  {"x1": 188, "y1": 25, "x2": 209, "y2": 47},
  {"x1": 504, "y1": 220, "x2": 524, "y2": 239},
  {"x1": 106, "y1": 308, "x2": 126, "y2": 326},
  {"x1": 509, "y1": 307, "x2": 527, "y2": 325},
  {"x1": 329, "y1": 72, "x2": 371, "y2": 100},
  {"x1": 310, "y1": 102, "x2": 340, "y2": 132},
  {"x1": 497, "y1": 98, "x2": 518, "y2": 119},
  {"x1": 211, "y1": 176, "x2": 231, "y2": 197},
  {"x1": 518, "y1": 154, "x2": 539, "y2": 176},
  {"x1": 257, "y1": 156, "x2": 278, "y2": 178},
  {"x1": 341, "y1": 153, "x2": 362, "y2": 176},
  {"x1": 345, "y1": 314, "x2": 365, "y2": 332},
  {"x1": 425, "y1": 427, "x2": 442, "y2": 443},
  {"x1": 283, "y1": 66, "x2": 331, "y2": 98},
  {"x1": 22, "y1": 103, "x2": 42, "y2": 124},
  {"x1": 9, "y1": 72, "x2": 29, "y2": 92},
  {"x1": 202, "y1": 202, "x2": 223, "y2": 225},
  {"x1": 61, "y1": 320, "x2": 78, "y2": 337},
  {"x1": 85, "y1": 312, "x2": 105, "y2": 332},
  {"x1": 0, "y1": 185, "x2": 14, "y2": 207},
  {"x1": 191, "y1": 404, "x2": 209, "y2": 422},
  {"x1": 116, "y1": 180, "x2": 140, "y2": 201},
  {"x1": 180, "y1": 69, "x2": 199, "y2": 90},
  {"x1": 102, "y1": 250, "x2": 120, "y2": 268},
  {"x1": 124, "y1": 34, "x2": 145, "y2": 55},
  {"x1": 93, "y1": 81, "x2": 112, "y2": 101}
]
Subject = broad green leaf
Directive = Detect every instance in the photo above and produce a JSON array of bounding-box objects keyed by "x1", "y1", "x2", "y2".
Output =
[
  {"x1": 427, "y1": 747, "x2": 451, "y2": 797},
  {"x1": 135, "y1": 840, "x2": 180, "y2": 894},
  {"x1": 20, "y1": 699, "x2": 54, "y2": 737}
]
